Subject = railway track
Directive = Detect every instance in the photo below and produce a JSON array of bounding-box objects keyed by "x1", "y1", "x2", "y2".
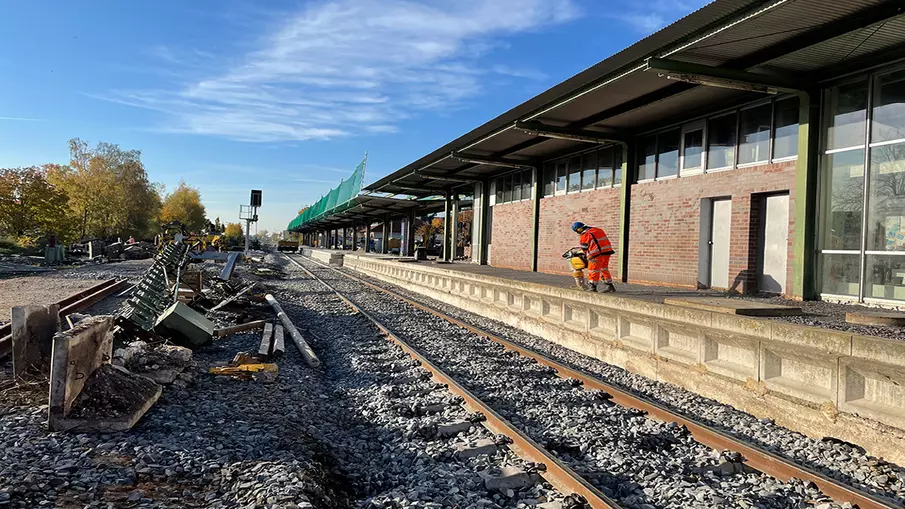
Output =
[{"x1": 285, "y1": 253, "x2": 900, "y2": 509}]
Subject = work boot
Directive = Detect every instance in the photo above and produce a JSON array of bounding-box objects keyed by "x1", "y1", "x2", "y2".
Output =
[
  {"x1": 587, "y1": 283, "x2": 598, "y2": 292},
  {"x1": 602, "y1": 283, "x2": 616, "y2": 293}
]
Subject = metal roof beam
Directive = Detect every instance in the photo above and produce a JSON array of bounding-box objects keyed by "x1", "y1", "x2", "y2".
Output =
[
  {"x1": 514, "y1": 120, "x2": 627, "y2": 144},
  {"x1": 416, "y1": 172, "x2": 483, "y2": 184},
  {"x1": 646, "y1": 58, "x2": 809, "y2": 94},
  {"x1": 451, "y1": 152, "x2": 536, "y2": 170}
]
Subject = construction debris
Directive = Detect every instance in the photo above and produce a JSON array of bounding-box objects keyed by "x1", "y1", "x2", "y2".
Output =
[
  {"x1": 113, "y1": 341, "x2": 194, "y2": 386},
  {"x1": 209, "y1": 351, "x2": 277, "y2": 381},
  {"x1": 213, "y1": 319, "x2": 267, "y2": 338},
  {"x1": 265, "y1": 293, "x2": 321, "y2": 368},
  {"x1": 258, "y1": 322, "x2": 274, "y2": 357},
  {"x1": 11, "y1": 304, "x2": 60, "y2": 378}
]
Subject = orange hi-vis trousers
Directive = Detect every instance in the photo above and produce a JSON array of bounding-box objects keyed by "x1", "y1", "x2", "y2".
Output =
[{"x1": 587, "y1": 255, "x2": 612, "y2": 284}]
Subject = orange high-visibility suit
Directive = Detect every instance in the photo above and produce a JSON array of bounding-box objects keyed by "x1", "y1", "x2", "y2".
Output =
[{"x1": 579, "y1": 227, "x2": 615, "y2": 284}]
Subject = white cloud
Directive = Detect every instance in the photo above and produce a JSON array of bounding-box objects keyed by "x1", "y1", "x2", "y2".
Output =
[
  {"x1": 0, "y1": 117, "x2": 44, "y2": 122},
  {"x1": 609, "y1": 0, "x2": 706, "y2": 33},
  {"x1": 99, "y1": 0, "x2": 578, "y2": 142}
]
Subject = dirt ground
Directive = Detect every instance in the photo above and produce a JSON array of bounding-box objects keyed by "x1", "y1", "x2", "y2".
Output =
[{"x1": 0, "y1": 277, "x2": 106, "y2": 324}]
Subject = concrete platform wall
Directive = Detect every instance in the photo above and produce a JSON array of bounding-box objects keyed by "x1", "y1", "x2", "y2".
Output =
[{"x1": 335, "y1": 253, "x2": 905, "y2": 464}]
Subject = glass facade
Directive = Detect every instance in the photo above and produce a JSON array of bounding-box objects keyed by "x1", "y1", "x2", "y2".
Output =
[
  {"x1": 820, "y1": 68, "x2": 905, "y2": 303},
  {"x1": 542, "y1": 144, "x2": 623, "y2": 197}
]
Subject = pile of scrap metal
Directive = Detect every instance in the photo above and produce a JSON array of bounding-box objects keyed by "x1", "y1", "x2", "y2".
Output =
[{"x1": 117, "y1": 241, "x2": 216, "y2": 347}]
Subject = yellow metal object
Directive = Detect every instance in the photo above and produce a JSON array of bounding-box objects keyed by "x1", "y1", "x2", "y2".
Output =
[
  {"x1": 209, "y1": 363, "x2": 278, "y2": 375},
  {"x1": 570, "y1": 257, "x2": 586, "y2": 270}
]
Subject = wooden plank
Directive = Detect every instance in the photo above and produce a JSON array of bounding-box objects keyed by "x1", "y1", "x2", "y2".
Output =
[
  {"x1": 258, "y1": 323, "x2": 274, "y2": 357},
  {"x1": 272, "y1": 325, "x2": 285, "y2": 358},
  {"x1": 664, "y1": 297, "x2": 802, "y2": 316},
  {"x1": 213, "y1": 319, "x2": 267, "y2": 337}
]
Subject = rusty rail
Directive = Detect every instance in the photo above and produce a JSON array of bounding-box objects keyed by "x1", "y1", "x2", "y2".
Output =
[
  {"x1": 0, "y1": 278, "x2": 128, "y2": 359},
  {"x1": 291, "y1": 254, "x2": 901, "y2": 509},
  {"x1": 284, "y1": 254, "x2": 619, "y2": 509}
]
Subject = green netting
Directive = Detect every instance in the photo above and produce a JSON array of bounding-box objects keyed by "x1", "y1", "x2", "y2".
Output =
[{"x1": 287, "y1": 155, "x2": 367, "y2": 231}]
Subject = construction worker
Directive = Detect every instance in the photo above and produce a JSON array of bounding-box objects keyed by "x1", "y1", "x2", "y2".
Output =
[{"x1": 571, "y1": 222, "x2": 616, "y2": 293}]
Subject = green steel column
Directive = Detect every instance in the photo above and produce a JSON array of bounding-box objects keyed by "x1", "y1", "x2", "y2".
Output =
[
  {"x1": 618, "y1": 142, "x2": 635, "y2": 282},
  {"x1": 443, "y1": 192, "x2": 452, "y2": 261},
  {"x1": 792, "y1": 91, "x2": 821, "y2": 300},
  {"x1": 531, "y1": 166, "x2": 541, "y2": 272}
]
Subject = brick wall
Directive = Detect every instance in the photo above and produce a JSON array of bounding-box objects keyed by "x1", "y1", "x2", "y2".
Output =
[
  {"x1": 537, "y1": 187, "x2": 623, "y2": 276},
  {"x1": 627, "y1": 160, "x2": 797, "y2": 294},
  {"x1": 489, "y1": 200, "x2": 534, "y2": 270}
]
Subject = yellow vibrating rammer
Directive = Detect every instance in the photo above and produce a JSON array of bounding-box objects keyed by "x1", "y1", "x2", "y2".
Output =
[{"x1": 562, "y1": 247, "x2": 589, "y2": 290}]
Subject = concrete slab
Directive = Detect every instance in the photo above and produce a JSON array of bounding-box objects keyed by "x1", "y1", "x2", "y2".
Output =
[
  {"x1": 454, "y1": 438, "x2": 498, "y2": 459},
  {"x1": 846, "y1": 310, "x2": 905, "y2": 326},
  {"x1": 258, "y1": 323, "x2": 274, "y2": 357},
  {"x1": 11, "y1": 304, "x2": 60, "y2": 377},
  {"x1": 436, "y1": 420, "x2": 471, "y2": 438},
  {"x1": 53, "y1": 364, "x2": 161, "y2": 432},
  {"x1": 482, "y1": 466, "x2": 537, "y2": 491},
  {"x1": 49, "y1": 316, "x2": 113, "y2": 423},
  {"x1": 664, "y1": 297, "x2": 802, "y2": 316}
]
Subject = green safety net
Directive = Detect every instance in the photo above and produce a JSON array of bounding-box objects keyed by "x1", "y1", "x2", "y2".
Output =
[{"x1": 287, "y1": 154, "x2": 367, "y2": 231}]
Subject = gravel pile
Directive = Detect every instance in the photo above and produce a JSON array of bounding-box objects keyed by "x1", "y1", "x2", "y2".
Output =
[
  {"x1": 272, "y1": 255, "x2": 566, "y2": 507},
  {"x1": 333, "y1": 262, "x2": 905, "y2": 506},
  {"x1": 294, "y1": 257, "x2": 845, "y2": 509},
  {"x1": 51, "y1": 259, "x2": 156, "y2": 282}
]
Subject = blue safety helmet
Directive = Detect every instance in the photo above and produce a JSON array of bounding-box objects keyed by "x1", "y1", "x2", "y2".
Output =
[{"x1": 571, "y1": 221, "x2": 586, "y2": 233}]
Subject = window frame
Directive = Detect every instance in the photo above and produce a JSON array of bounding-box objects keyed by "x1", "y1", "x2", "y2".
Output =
[
  {"x1": 705, "y1": 110, "x2": 739, "y2": 173},
  {"x1": 655, "y1": 128, "x2": 681, "y2": 180},
  {"x1": 680, "y1": 120, "x2": 706, "y2": 176},
  {"x1": 772, "y1": 96, "x2": 800, "y2": 162},
  {"x1": 736, "y1": 99, "x2": 774, "y2": 168}
]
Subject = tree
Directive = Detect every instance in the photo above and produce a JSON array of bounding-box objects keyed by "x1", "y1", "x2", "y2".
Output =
[
  {"x1": 159, "y1": 180, "x2": 207, "y2": 232},
  {"x1": 224, "y1": 222, "x2": 243, "y2": 238},
  {"x1": 48, "y1": 138, "x2": 161, "y2": 240},
  {"x1": 416, "y1": 217, "x2": 444, "y2": 246},
  {"x1": 0, "y1": 166, "x2": 72, "y2": 243}
]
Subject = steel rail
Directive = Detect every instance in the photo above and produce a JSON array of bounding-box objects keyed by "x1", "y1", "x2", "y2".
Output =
[
  {"x1": 294, "y1": 254, "x2": 900, "y2": 509},
  {"x1": 284, "y1": 254, "x2": 620, "y2": 509},
  {"x1": 0, "y1": 278, "x2": 128, "y2": 359}
]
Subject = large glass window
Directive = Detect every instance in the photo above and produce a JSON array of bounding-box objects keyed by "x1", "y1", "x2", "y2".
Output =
[
  {"x1": 567, "y1": 156, "x2": 582, "y2": 192},
  {"x1": 521, "y1": 169, "x2": 532, "y2": 200},
  {"x1": 738, "y1": 103, "x2": 771, "y2": 165},
  {"x1": 502, "y1": 174, "x2": 513, "y2": 203},
  {"x1": 827, "y1": 80, "x2": 868, "y2": 150},
  {"x1": 822, "y1": 150, "x2": 865, "y2": 250},
  {"x1": 867, "y1": 142, "x2": 905, "y2": 251},
  {"x1": 598, "y1": 146, "x2": 614, "y2": 187},
  {"x1": 556, "y1": 162, "x2": 567, "y2": 192},
  {"x1": 582, "y1": 151, "x2": 597, "y2": 190},
  {"x1": 707, "y1": 113, "x2": 737, "y2": 169},
  {"x1": 543, "y1": 163, "x2": 555, "y2": 197},
  {"x1": 773, "y1": 98, "x2": 799, "y2": 159},
  {"x1": 638, "y1": 136, "x2": 657, "y2": 181},
  {"x1": 511, "y1": 172, "x2": 521, "y2": 202},
  {"x1": 614, "y1": 148, "x2": 623, "y2": 186},
  {"x1": 822, "y1": 253, "x2": 861, "y2": 297},
  {"x1": 494, "y1": 179, "x2": 503, "y2": 204},
  {"x1": 872, "y1": 69, "x2": 905, "y2": 144},
  {"x1": 683, "y1": 129, "x2": 704, "y2": 170},
  {"x1": 657, "y1": 129, "x2": 680, "y2": 178},
  {"x1": 866, "y1": 255, "x2": 905, "y2": 300}
]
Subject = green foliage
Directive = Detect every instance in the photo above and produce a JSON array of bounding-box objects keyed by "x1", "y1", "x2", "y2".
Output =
[
  {"x1": 0, "y1": 166, "x2": 72, "y2": 243},
  {"x1": 159, "y1": 181, "x2": 207, "y2": 232}
]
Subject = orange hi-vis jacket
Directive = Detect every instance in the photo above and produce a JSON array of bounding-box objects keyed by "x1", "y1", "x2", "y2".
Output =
[{"x1": 579, "y1": 227, "x2": 615, "y2": 260}]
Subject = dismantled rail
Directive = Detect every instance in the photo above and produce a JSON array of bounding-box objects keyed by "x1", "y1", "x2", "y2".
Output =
[
  {"x1": 291, "y1": 254, "x2": 900, "y2": 509},
  {"x1": 284, "y1": 254, "x2": 619, "y2": 509},
  {"x1": 0, "y1": 278, "x2": 129, "y2": 359}
]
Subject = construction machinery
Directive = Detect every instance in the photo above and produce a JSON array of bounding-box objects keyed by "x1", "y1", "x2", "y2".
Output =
[{"x1": 562, "y1": 247, "x2": 589, "y2": 290}]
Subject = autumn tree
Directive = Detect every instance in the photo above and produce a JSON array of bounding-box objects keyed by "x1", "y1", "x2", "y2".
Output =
[
  {"x1": 159, "y1": 181, "x2": 207, "y2": 232},
  {"x1": 48, "y1": 138, "x2": 161, "y2": 240},
  {"x1": 0, "y1": 166, "x2": 72, "y2": 243},
  {"x1": 416, "y1": 217, "x2": 444, "y2": 246},
  {"x1": 224, "y1": 222, "x2": 244, "y2": 238}
]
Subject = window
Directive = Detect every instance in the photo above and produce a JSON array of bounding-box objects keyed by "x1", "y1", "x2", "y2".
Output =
[
  {"x1": 773, "y1": 98, "x2": 799, "y2": 159},
  {"x1": 872, "y1": 69, "x2": 905, "y2": 144},
  {"x1": 582, "y1": 151, "x2": 597, "y2": 190},
  {"x1": 613, "y1": 148, "x2": 623, "y2": 186},
  {"x1": 521, "y1": 170, "x2": 532, "y2": 200},
  {"x1": 707, "y1": 113, "x2": 737, "y2": 170},
  {"x1": 638, "y1": 136, "x2": 657, "y2": 180},
  {"x1": 866, "y1": 142, "x2": 905, "y2": 252},
  {"x1": 543, "y1": 163, "x2": 555, "y2": 197},
  {"x1": 822, "y1": 150, "x2": 864, "y2": 251},
  {"x1": 597, "y1": 146, "x2": 614, "y2": 187},
  {"x1": 510, "y1": 173, "x2": 520, "y2": 202},
  {"x1": 682, "y1": 129, "x2": 704, "y2": 171},
  {"x1": 657, "y1": 129, "x2": 680, "y2": 178},
  {"x1": 556, "y1": 162, "x2": 567, "y2": 193},
  {"x1": 828, "y1": 80, "x2": 868, "y2": 150},
  {"x1": 494, "y1": 178, "x2": 502, "y2": 204},
  {"x1": 567, "y1": 156, "x2": 582, "y2": 192},
  {"x1": 738, "y1": 103, "x2": 771, "y2": 165}
]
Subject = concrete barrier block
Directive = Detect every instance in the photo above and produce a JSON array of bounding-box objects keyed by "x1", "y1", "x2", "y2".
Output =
[
  {"x1": 851, "y1": 335, "x2": 905, "y2": 367},
  {"x1": 760, "y1": 340, "x2": 839, "y2": 406},
  {"x1": 770, "y1": 322, "x2": 851, "y2": 355},
  {"x1": 838, "y1": 357, "x2": 905, "y2": 430},
  {"x1": 710, "y1": 312, "x2": 772, "y2": 340},
  {"x1": 562, "y1": 303, "x2": 589, "y2": 332},
  {"x1": 49, "y1": 316, "x2": 114, "y2": 420},
  {"x1": 656, "y1": 322, "x2": 702, "y2": 366},
  {"x1": 618, "y1": 314, "x2": 655, "y2": 353},
  {"x1": 588, "y1": 308, "x2": 618, "y2": 339},
  {"x1": 702, "y1": 333, "x2": 759, "y2": 382},
  {"x1": 11, "y1": 304, "x2": 61, "y2": 377}
]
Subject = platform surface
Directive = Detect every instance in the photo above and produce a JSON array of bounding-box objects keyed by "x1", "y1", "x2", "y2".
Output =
[{"x1": 663, "y1": 297, "x2": 802, "y2": 316}]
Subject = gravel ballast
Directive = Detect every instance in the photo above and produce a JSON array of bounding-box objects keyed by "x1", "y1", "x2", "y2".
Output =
[{"x1": 293, "y1": 256, "x2": 864, "y2": 509}]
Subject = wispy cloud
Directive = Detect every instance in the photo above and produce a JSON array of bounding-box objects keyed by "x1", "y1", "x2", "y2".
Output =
[
  {"x1": 0, "y1": 116, "x2": 44, "y2": 122},
  {"x1": 95, "y1": 0, "x2": 578, "y2": 142},
  {"x1": 610, "y1": 0, "x2": 705, "y2": 33}
]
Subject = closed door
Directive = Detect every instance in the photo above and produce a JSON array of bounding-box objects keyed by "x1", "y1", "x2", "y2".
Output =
[
  {"x1": 710, "y1": 199, "x2": 732, "y2": 289},
  {"x1": 760, "y1": 194, "x2": 789, "y2": 294}
]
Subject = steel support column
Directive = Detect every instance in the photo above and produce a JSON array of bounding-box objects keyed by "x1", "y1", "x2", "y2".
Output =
[
  {"x1": 381, "y1": 218, "x2": 390, "y2": 254},
  {"x1": 479, "y1": 181, "x2": 491, "y2": 265},
  {"x1": 351, "y1": 224, "x2": 358, "y2": 252},
  {"x1": 405, "y1": 210, "x2": 416, "y2": 256},
  {"x1": 792, "y1": 92, "x2": 821, "y2": 300},
  {"x1": 450, "y1": 195, "x2": 459, "y2": 261},
  {"x1": 618, "y1": 142, "x2": 635, "y2": 283},
  {"x1": 365, "y1": 223, "x2": 372, "y2": 252},
  {"x1": 530, "y1": 166, "x2": 541, "y2": 272},
  {"x1": 442, "y1": 193, "x2": 452, "y2": 262}
]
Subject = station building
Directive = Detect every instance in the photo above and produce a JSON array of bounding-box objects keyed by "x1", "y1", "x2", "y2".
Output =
[{"x1": 295, "y1": 0, "x2": 905, "y2": 305}]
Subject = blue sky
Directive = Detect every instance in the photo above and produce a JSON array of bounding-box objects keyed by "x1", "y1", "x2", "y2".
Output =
[{"x1": 0, "y1": 0, "x2": 707, "y2": 233}]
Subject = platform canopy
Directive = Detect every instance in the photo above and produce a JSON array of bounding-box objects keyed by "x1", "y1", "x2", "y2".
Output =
[
  {"x1": 288, "y1": 194, "x2": 451, "y2": 232},
  {"x1": 287, "y1": 155, "x2": 367, "y2": 231},
  {"x1": 365, "y1": 0, "x2": 905, "y2": 196}
]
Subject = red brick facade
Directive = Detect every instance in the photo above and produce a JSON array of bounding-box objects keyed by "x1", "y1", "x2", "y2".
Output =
[
  {"x1": 627, "y1": 160, "x2": 796, "y2": 294},
  {"x1": 537, "y1": 188, "x2": 622, "y2": 275},
  {"x1": 489, "y1": 200, "x2": 534, "y2": 270}
]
